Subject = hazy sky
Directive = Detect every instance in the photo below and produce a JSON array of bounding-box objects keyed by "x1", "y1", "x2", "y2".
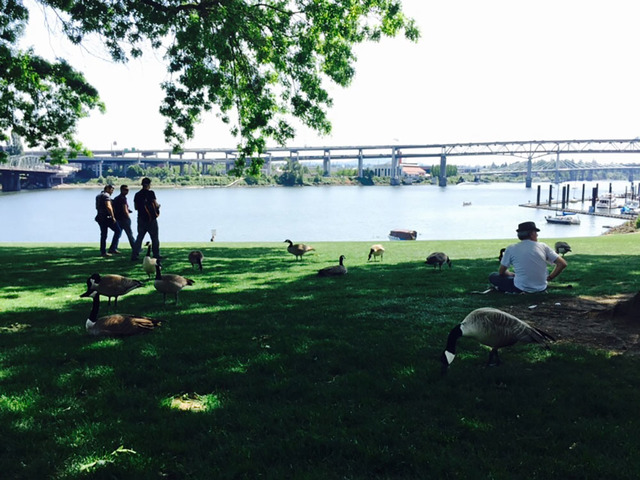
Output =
[{"x1": 21, "y1": 0, "x2": 640, "y2": 156}]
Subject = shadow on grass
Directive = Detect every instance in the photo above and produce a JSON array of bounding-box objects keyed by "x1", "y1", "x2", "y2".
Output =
[{"x1": 1, "y1": 245, "x2": 640, "y2": 479}]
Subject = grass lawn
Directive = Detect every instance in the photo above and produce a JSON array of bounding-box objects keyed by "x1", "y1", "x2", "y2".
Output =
[{"x1": 1, "y1": 235, "x2": 640, "y2": 479}]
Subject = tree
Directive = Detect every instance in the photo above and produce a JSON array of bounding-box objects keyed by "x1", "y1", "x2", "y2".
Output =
[
  {"x1": 1, "y1": 0, "x2": 418, "y2": 171},
  {"x1": 0, "y1": 0, "x2": 105, "y2": 163}
]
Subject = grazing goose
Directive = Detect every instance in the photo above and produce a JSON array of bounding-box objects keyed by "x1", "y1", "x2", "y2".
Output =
[
  {"x1": 441, "y1": 307, "x2": 554, "y2": 371},
  {"x1": 81, "y1": 273, "x2": 143, "y2": 307},
  {"x1": 498, "y1": 247, "x2": 506, "y2": 262},
  {"x1": 554, "y1": 241, "x2": 572, "y2": 256},
  {"x1": 142, "y1": 242, "x2": 157, "y2": 279},
  {"x1": 154, "y1": 263, "x2": 195, "y2": 305},
  {"x1": 284, "y1": 239, "x2": 315, "y2": 260},
  {"x1": 81, "y1": 290, "x2": 160, "y2": 336},
  {"x1": 426, "y1": 252, "x2": 451, "y2": 270},
  {"x1": 318, "y1": 255, "x2": 347, "y2": 277},
  {"x1": 368, "y1": 244, "x2": 385, "y2": 262},
  {"x1": 188, "y1": 250, "x2": 204, "y2": 270}
]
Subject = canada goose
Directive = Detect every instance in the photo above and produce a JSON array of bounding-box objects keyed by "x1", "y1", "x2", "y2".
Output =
[
  {"x1": 81, "y1": 290, "x2": 160, "y2": 336},
  {"x1": 188, "y1": 250, "x2": 204, "y2": 270},
  {"x1": 81, "y1": 273, "x2": 143, "y2": 307},
  {"x1": 142, "y1": 242, "x2": 157, "y2": 279},
  {"x1": 426, "y1": 252, "x2": 451, "y2": 270},
  {"x1": 318, "y1": 255, "x2": 347, "y2": 277},
  {"x1": 154, "y1": 263, "x2": 195, "y2": 305},
  {"x1": 441, "y1": 307, "x2": 554, "y2": 371},
  {"x1": 284, "y1": 239, "x2": 315, "y2": 260},
  {"x1": 368, "y1": 244, "x2": 385, "y2": 262},
  {"x1": 554, "y1": 241, "x2": 572, "y2": 256},
  {"x1": 498, "y1": 247, "x2": 506, "y2": 262}
]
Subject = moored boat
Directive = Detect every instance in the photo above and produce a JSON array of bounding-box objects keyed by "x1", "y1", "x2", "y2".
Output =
[
  {"x1": 545, "y1": 212, "x2": 581, "y2": 225},
  {"x1": 389, "y1": 229, "x2": 418, "y2": 241},
  {"x1": 596, "y1": 193, "x2": 622, "y2": 209}
]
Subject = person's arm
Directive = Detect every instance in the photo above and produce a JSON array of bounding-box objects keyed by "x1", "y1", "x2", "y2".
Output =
[
  {"x1": 498, "y1": 264, "x2": 514, "y2": 277},
  {"x1": 106, "y1": 199, "x2": 116, "y2": 220},
  {"x1": 547, "y1": 256, "x2": 567, "y2": 282}
]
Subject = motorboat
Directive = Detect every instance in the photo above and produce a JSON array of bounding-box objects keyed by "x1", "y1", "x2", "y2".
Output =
[
  {"x1": 545, "y1": 212, "x2": 581, "y2": 225},
  {"x1": 389, "y1": 229, "x2": 418, "y2": 241},
  {"x1": 596, "y1": 193, "x2": 622, "y2": 209}
]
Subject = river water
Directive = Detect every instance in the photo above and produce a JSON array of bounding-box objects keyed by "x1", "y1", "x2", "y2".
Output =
[{"x1": 0, "y1": 181, "x2": 632, "y2": 243}]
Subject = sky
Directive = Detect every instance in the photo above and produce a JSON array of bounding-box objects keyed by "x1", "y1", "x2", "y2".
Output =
[{"x1": 19, "y1": 0, "x2": 640, "y2": 162}]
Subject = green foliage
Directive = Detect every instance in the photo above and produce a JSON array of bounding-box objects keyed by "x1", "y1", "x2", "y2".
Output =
[
  {"x1": 1, "y1": 237, "x2": 640, "y2": 478},
  {"x1": 3, "y1": 1, "x2": 418, "y2": 171},
  {"x1": 0, "y1": 1, "x2": 105, "y2": 163},
  {"x1": 431, "y1": 164, "x2": 458, "y2": 177}
]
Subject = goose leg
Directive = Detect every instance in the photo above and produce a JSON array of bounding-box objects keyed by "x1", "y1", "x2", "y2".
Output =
[{"x1": 487, "y1": 348, "x2": 501, "y2": 367}]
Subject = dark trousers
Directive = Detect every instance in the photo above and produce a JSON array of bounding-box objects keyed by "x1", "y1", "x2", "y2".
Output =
[
  {"x1": 132, "y1": 218, "x2": 160, "y2": 259},
  {"x1": 97, "y1": 218, "x2": 121, "y2": 254},
  {"x1": 116, "y1": 217, "x2": 136, "y2": 250},
  {"x1": 488, "y1": 272, "x2": 523, "y2": 293}
]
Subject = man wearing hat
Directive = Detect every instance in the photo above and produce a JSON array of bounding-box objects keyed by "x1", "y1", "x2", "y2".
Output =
[
  {"x1": 131, "y1": 177, "x2": 161, "y2": 261},
  {"x1": 94, "y1": 184, "x2": 122, "y2": 257},
  {"x1": 489, "y1": 221, "x2": 567, "y2": 293}
]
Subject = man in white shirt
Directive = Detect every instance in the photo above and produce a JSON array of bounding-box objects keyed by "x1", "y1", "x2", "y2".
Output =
[{"x1": 489, "y1": 221, "x2": 568, "y2": 293}]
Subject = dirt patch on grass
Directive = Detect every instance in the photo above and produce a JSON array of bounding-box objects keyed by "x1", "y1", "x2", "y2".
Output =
[{"x1": 503, "y1": 292, "x2": 640, "y2": 356}]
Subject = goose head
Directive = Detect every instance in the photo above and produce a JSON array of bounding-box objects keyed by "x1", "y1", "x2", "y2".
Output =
[{"x1": 80, "y1": 273, "x2": 101, "y2": 297}]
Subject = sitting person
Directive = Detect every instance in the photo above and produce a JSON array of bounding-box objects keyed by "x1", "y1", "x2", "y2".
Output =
[{"x1": 489, "y1": 221, "x2": 567, "y2": 293}]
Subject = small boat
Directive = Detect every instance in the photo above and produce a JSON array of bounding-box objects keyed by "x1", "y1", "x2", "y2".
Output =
[
  {"x1": 389, "y1": 229, "x2": 418, "y2": 241},
  {"x1": 462, "y1": 201, "x2": 472, "y2": 206},
  {"x1": 545, "y1": 212, "x2": 581, "y2": 225},
  {"x1": 596, "y1": 193, "x2": 622, "y2": 209}
]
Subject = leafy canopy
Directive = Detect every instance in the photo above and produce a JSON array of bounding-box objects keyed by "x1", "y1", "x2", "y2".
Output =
[{"x1": 2, "y1": 1, "x2": 419, "y2": 171}]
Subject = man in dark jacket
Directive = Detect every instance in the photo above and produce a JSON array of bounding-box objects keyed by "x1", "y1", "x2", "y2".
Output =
[
  {"x1": 95, "y1": 184, "x2": 122, "y2": 257},
  {"x1": 131, "y1": 177, "x2": 161, "y2": 261}
]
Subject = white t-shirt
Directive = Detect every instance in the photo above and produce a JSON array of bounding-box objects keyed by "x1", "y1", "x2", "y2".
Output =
[{"x1": 501, "y1": 240, "x2": 559, "y2": 293}]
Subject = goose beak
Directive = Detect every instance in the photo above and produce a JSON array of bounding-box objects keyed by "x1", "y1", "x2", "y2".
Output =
[{"x1": 80, "y1": 290, "x2": 91, "y2": 298}]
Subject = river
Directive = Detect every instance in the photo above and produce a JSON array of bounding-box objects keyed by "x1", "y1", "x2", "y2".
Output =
[{"x1": 0, "y1": 181, "x2": 632, "y2": 243}]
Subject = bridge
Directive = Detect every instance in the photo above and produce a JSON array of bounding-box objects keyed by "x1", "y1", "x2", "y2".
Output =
[
  {"x1": 5, "y1": 138, "x2": 640, "y2": 191},
  {"x1": 0, "y1": 155, "x2": 72, "y2": 191}
]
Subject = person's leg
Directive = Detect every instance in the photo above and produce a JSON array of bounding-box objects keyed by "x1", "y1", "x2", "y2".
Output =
[
  {"x1": 120, "y1": 218, "x2": 136, "y2": 249},
  {"x1": 131, "y1": 221, "x2": 147, "y2": 260},
  {"x1": 99, "y1": 221, "x2": 108, "y2": 255},
  {"x1": 108, "y1": 222, "x2": 122, "y2": 253},
  {"x1": 148, "y1": 220, "x2": 160, "y2": 258},
  {"x1": 488, "y1": 272, "x2": 522, "y2": 293}
]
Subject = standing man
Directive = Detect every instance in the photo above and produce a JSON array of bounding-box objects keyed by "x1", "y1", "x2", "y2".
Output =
[
  {"x1": 131, "y1": 177, "x2": 161, "y2": 261},
  {"x1": 112, "y1": 184, "x2": 136, "y2": 251},
  {"x1": 95, "y1": 184, "x2": 122, "y2": 257},
  {"x1": 489, "y1": 221, "x2": 567, "y2": 293}
]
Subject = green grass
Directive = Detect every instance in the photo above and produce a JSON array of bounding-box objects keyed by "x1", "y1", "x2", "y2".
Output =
[{"x1": 1, "y1": 235, "x2": 640, "y2": 479}]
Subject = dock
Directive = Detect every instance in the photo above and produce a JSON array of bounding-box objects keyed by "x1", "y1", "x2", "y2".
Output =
[{"x1": 520, "y1": 202, "x2": 637, "y2": 221}]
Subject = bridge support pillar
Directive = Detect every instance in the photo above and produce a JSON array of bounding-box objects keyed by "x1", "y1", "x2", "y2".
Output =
[
  {"x1": 629, "y1": 169, "x2": 634, "y2": 183},
  {"x1": 1, "y1": 172, "x2": 21, "y2": 192},
  {"x1": 323, "y1": 150, "x2": 330, "y2": 176},
  {"x1": 390, "y1": 147, "x2": 401, "y2": 185},
  {"x1": 357, "y1": 149, "x2": 363, "y2": 177},
  {"x1": 525, "y1": 156, "x2": 533, "y2": 188},
  {"x1": 438, "y1": 154, "x2": 447, "y2": 187}
]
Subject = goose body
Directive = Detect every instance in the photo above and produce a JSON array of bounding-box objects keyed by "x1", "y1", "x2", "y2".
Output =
[
  {"x1": 554, "y1": 241, "x2": 572, "y2": 256},
  {"x1": 426, "y1": 252, "x2": 451, "y2": 270},
  {"x1": 154, "y1": 263, "x2": 194, "y2": 304},
  {"x1": 142, "y1": 242, "x2": 157, "y2": 279},
  {"x1": 318, "y1": 255, "x2": 347, "y2": 277},
  {"x1": 81, "y1": 273, "x2": 142, "y2": 307},
  {"x1": 82, "y1": 290, "x2": 160, "y2": 336},
  {"x1": 188, "y1": 250, "x2": 204, "y2": 270},
  {"x1": 368, "y1": 244, "x2": 385, "y2": 262},
  {"x1": 284, "y1": 239, "x2": 315, "y2": 260},
  {"x1": 441, "y1": 307, "x2": 554, "y2": 370}
]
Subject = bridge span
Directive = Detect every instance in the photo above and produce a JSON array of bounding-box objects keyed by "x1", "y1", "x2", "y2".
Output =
[{"x1": 6, "y1": 138, "x2": 640, "y2": 191}]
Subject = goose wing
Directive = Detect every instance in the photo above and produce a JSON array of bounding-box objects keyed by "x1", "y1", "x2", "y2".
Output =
[
  {"x1": 95, "y1": 314, "x2": 160, "y2": 336},
  {"x1": 461, "y1": 307, "x2": 553, "y2": 349},
  {"x1": 101, "y1": 275, "x2": 143, "y2": 295}
]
